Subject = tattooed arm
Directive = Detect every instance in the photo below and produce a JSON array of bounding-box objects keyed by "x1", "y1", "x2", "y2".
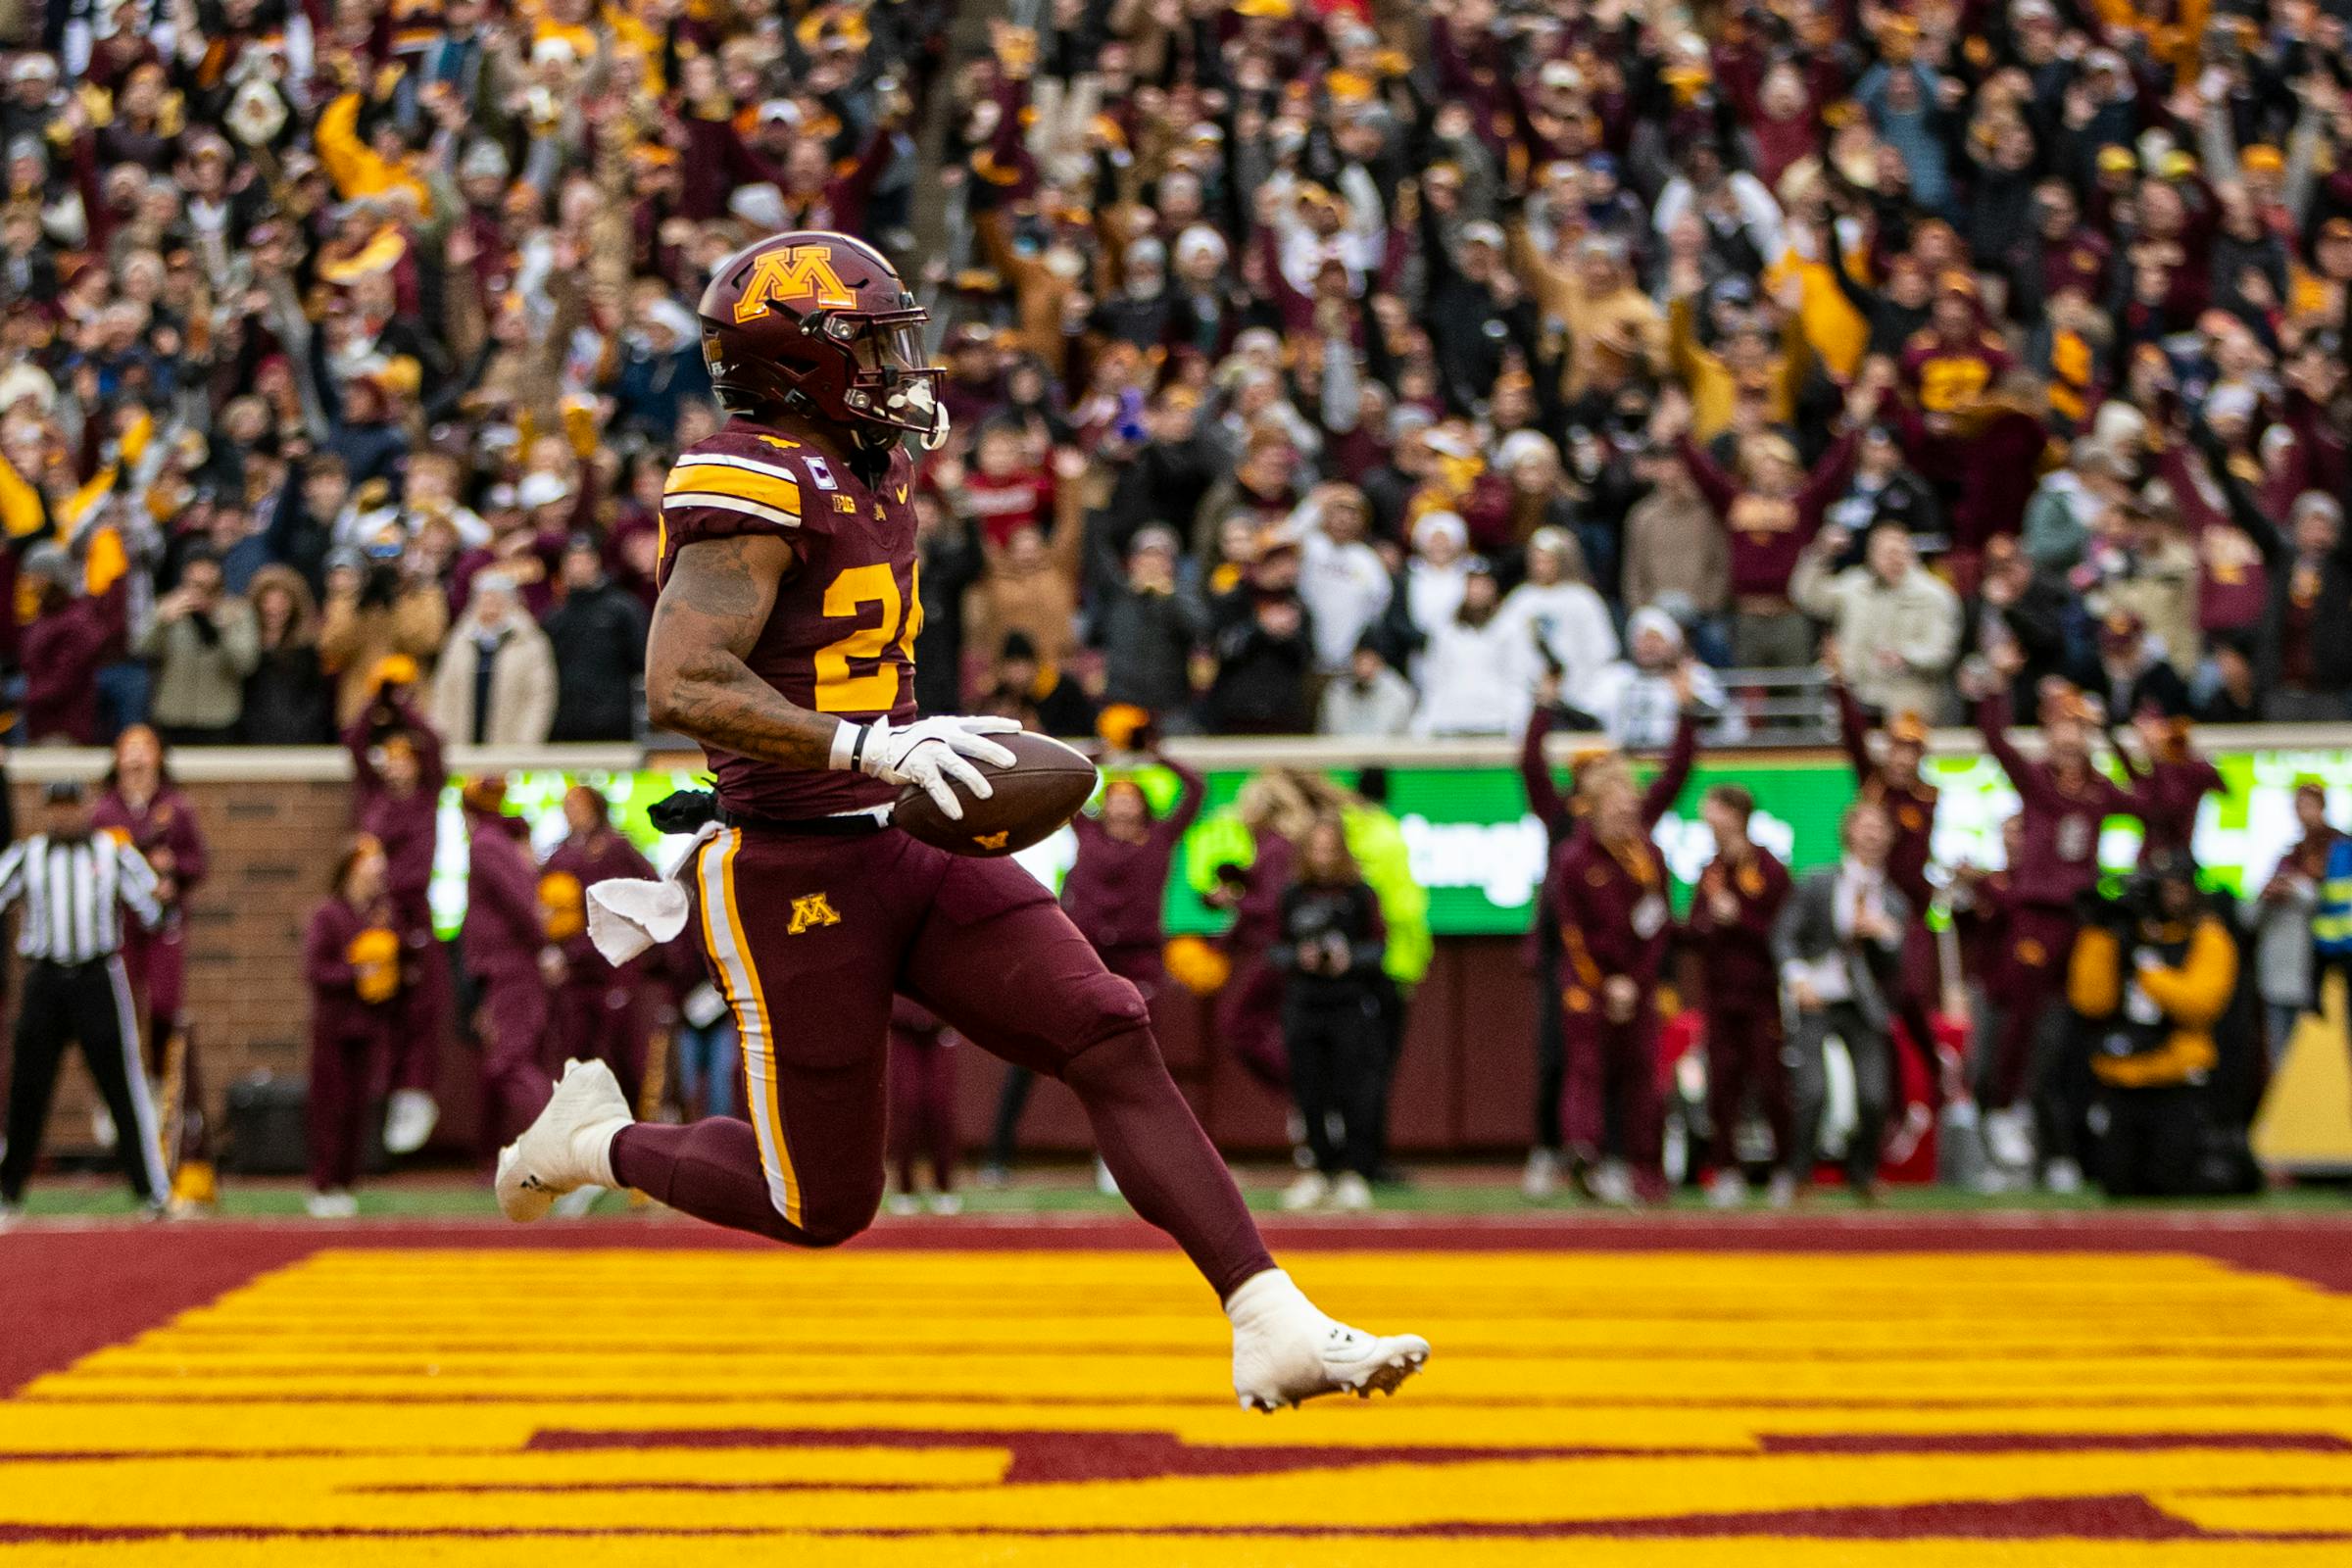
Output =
[{"x1": 644, "y1": 535, "x2": 840, "y2": 770}]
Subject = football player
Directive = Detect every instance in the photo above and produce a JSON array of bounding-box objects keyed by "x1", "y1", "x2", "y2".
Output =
[{"x1": 492, "y1": 231, "x2": 1426, "y2": 1410}]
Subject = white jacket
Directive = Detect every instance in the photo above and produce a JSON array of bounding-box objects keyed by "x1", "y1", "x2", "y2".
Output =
[
  {"x1": 432, "y1": 615, "x2": 559, "y2": 746},
  {"x1": 1412, "y1": 613, "x2": 1537, "y2": 737},
  {"x1": 1494, "y1": 580, "x2": 1619, "y2": 695},
  {"x1": 1790, "y1": 555, "x2": 1962, "y2": 721}
]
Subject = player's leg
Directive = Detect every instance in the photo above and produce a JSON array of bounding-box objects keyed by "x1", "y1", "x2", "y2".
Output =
[
  {"x1": 383, "y1": 930, "x2": 449, "y2": 1154},
  {"x1": 1527, "y1": 940, "x2": 1567, "y2": 1195},
  {"x1": 306, "y1": 1033, "x2": 354, "y2": 1196},
  {"x1": 1619, "y1": 1004, "x2": 1666, "y2": 1196},
  {"x1": 886, "y1": 1029, "x2": 924, "y2": 1198},
  {"x1": 902, "y1": 866, "x2": 1269, "y2": 1295},
  {"x1": 1556, "y1": 993, "x2": 1605, "y2": 1159},
  {"x1": 1331, "y1": 1000, "x2": 1386, "y2": 1183},
  {"x1": 1755, "y1": 1010, "x2": 1794, "y2": 1168},
  {"x1": 1843, "y1": 1005, "x2": 1895, "y2": 1194},
  {"x1": 74, "y1": 958, "x2": 169, "y2": 1204},
  {"x1": 1282, "y1": 1003, "x2": 1342, "y2": 1179},
  {"x1": 523, "y1": 828, "x2": 897, "y2": 1244},
  {"x1": 918, "y1": 1035, "x2": 958, "y2": 1196},
  {"x1": 902, "y1": 855, "x2": 1426, "y2": 1408},
  {"x1": 476, "y1": 965, "x2": 554, "y2": 1153},
  {"x1": 985, "y1": 1065, "x2": 1035, "y2": 1171},
  {"x1": 1784, "y1": 1007, "x2": 1834, "y2": 1192},
  {"x1": 0, "y1": 966, "x2": 72, "y2": 1203},
  {"x1": 1703, "y1": 1003, "x2": 1750, "y2": 1173}
]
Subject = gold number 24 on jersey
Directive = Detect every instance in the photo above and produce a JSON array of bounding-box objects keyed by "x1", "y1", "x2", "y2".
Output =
[{"x1": 812, "y1": 563, "x2": 922, "y2": 712}]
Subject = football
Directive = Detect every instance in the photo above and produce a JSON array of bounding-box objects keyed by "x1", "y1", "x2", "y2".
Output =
[{"x1": 893, "y1": 732, "x2": 1099, "y2": 857}]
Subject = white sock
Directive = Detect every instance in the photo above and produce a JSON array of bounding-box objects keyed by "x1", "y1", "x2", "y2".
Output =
[
  {"x1": 583, "y1": 1119, "x2": 628, "y2": 1189},
  {"x1": 1223, "y1": 1267, "x2": 1319, "y2": 1329}
]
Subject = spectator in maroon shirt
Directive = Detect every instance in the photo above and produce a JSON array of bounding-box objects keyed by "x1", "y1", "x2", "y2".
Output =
[
  {"x1": 345, "y1": 678, "x2": 450, "y2": 1155},
  {"x1": 1667, "y1": 378, "x2": 1871, "y2": 667},
  {"x1": 460, "y1": 777, "x2": 556, "y2": 1159},
  {"x1": 303, "y1": 836, "x2": 403, "y2": 1218},
  {"x1": 20, "y1": 546, "x2": 122, "y2": 746},
  {"x1": 2117, "y1": 710, "x2": 2224, "y2": 867},
  {"x1": 94, "y1": 724, "x2": 208, "y2": 1159},
  {"x1": 1689, "y1": 783, "x2": 1793, "y2": 1206},
  {"x1": 542, "y1": 786, "x2": 658, "y2": 1107}
]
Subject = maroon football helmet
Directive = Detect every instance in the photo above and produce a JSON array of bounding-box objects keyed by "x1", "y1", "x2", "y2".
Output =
[{"x1": 697, "y1": 231, "x2": 946, "y2": 449}]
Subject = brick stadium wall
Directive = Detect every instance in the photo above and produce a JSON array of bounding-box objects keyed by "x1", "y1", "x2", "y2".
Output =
[{"x1": 6, "y1": 770, "x2": 1549, "y2": 1166}]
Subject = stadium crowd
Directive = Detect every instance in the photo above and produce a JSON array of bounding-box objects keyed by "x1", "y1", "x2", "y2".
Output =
[
  {"x1": 1, "y1": 0, "x2": 2351, "y2": 1217},
  {"x1": 1, "y1": 0, "x2": 2350, "y2": 747}
]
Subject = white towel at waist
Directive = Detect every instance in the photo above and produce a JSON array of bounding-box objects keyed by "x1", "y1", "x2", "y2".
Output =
[{"x1": 585, "y1": 821, "x2": 720, "y2": 964}]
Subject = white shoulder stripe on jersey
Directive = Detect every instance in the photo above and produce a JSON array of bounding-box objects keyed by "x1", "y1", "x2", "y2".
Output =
[
  {"x1": 668, "y1": 453, "x2": 804, "y2": 483},
  {"x1": 663, "y1": 492, "x2": 802, "y2": 529}
]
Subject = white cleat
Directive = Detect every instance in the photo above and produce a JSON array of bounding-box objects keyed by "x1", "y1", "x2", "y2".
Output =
[
  {"x1": 1521, "y1": 1147, "x2": 1560, "y2": 1200},
  {"x1": 1227, "y1": 1269, "x2": 1429, "y2": 1413},
  {"x1": 305, "y1": 1189, "x2": 359, "y2": 1220},
  {"x1": 496, "y1": 1059, "x2": 632, "y2": 1222},
  {"x1": 1589, "y1": 1158, "x2": 1637, "y2": 1207},
  {"x1": 2042, "y1": 1156, "x2": 2084, "y2": 1196},
  {"x1": 383, "y1": 1090, "x2": 440, "y2": 1155},
  {"x1": 1279, "y1": 1170, "x2": 1330, "y2": 1211},
  {"x1": 886, "y1": 1193, "x2": 921, "y2": 1217},
  {"x1": 1984, "y1": 1105, "x2": 2034, "y2": 1170},
  {"x1": 1707, "y1": 1169, "x2": 1746, "y2": 1209},
  {"x1": 928, "y1": 1192, "x2": 963, "y2": 1216},
  {"x1": 1329, "y1": 1171, "x2": 1374, "y2": 1212}
]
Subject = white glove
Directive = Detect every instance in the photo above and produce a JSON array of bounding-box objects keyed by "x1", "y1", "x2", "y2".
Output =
[{"x1": 835, "y1": 713, "x2": 1020, "y2": 820}]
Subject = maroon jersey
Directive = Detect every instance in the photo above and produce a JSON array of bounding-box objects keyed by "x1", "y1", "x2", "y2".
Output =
[
  {"x1": 1546, "y1": 717, "x2": 1697, "y2": 994},
  {"x1": 544, "y1": 828, "x2": 657, "y2": 971},
  {"x1": 1688, "y1": 845, "x2": 1791, "y2": 1006},
  {"x1": 1834, "y1": 684, "x2": 1937, "y2": 911},
  {"x1": 347, "y1": 701, "x2": 445, "y2": 930},
  {"x1": 657, "y1": 417, "x2": 921, "y2": 820},
  {"x1": 464, "y1": 811, "x2": 546, "y2": 978},
  {"x1": 1975, "y1": 694, "x2": 2139, "y2": 909},
  {"x1": 1679, "y1": 432, "x2": 1857, "y2": 600},
  {"x1": 2128, "y1": 749, "x2": 2222, "y2": 864},
  {"x1": 1951, "y1": 866, "x2": 2017, "y2": 986},
  {"x1": 307, "y1": 895, "x2": 401, "y2": 1045},
  {"x1": 94, "y1": 784, "x2": 206, "y2": 910},
  {"x1": 1061, "y1": 762, "x2": 1206, "y2": 956}
]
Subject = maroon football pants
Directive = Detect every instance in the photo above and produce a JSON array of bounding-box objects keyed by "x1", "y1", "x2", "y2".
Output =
[
  {"x1": 475, "y1": 961, "x2": 552, "y2": 1155},
  {"x1": 1983, "y1": 905, "x2": 2079, "y2": 1110},
  {"x1": 1559, "y1": 993, "x2": 1662, "y2": 1173},
  {"x1": 308, "y1": 1027, "x2": 385, "y2": 1192},
  {"x1": 1703, "y1": 999, "x2": 1789, "y2": 1168},
  {"x1": 555, "y1": 974, "x2": 651, "y2": 1109},
  {"x1": 888, "y1": 1028, "x2": 957, "y2": 1195},
  {"x1": 390, "y1": 926, "x2": 452, "y2": 1096},
  {"x1": 612, "y1": 827, "x2": 1274, "y2": 1299}
]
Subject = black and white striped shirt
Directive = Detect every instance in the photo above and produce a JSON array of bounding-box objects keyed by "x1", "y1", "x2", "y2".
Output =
[{"x1": 0, "y1": 833, "x2": 165, "y2": 963}]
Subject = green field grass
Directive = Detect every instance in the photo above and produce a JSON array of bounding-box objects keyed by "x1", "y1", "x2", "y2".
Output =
[{"x1": 15, "y1": 1168, "x2": 2346, "y2": 1221}]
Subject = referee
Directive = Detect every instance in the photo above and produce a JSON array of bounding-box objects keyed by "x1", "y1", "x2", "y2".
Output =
[{"x1": 0, "y1": 780, "x2": 169, "y2": 1217}]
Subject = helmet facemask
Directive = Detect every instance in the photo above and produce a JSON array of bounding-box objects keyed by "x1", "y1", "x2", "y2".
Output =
[{"x1": 817, "y1": 308, "x2": 950, "y2": 453}]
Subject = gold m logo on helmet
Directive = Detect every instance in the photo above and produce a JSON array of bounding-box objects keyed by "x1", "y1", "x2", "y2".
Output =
[
  {"x1": 787, "y1": 893, "x2": 842, "y2": 934},
  {"x1": 734, "y1": 247, "x2": 858, "y2": 320}
]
